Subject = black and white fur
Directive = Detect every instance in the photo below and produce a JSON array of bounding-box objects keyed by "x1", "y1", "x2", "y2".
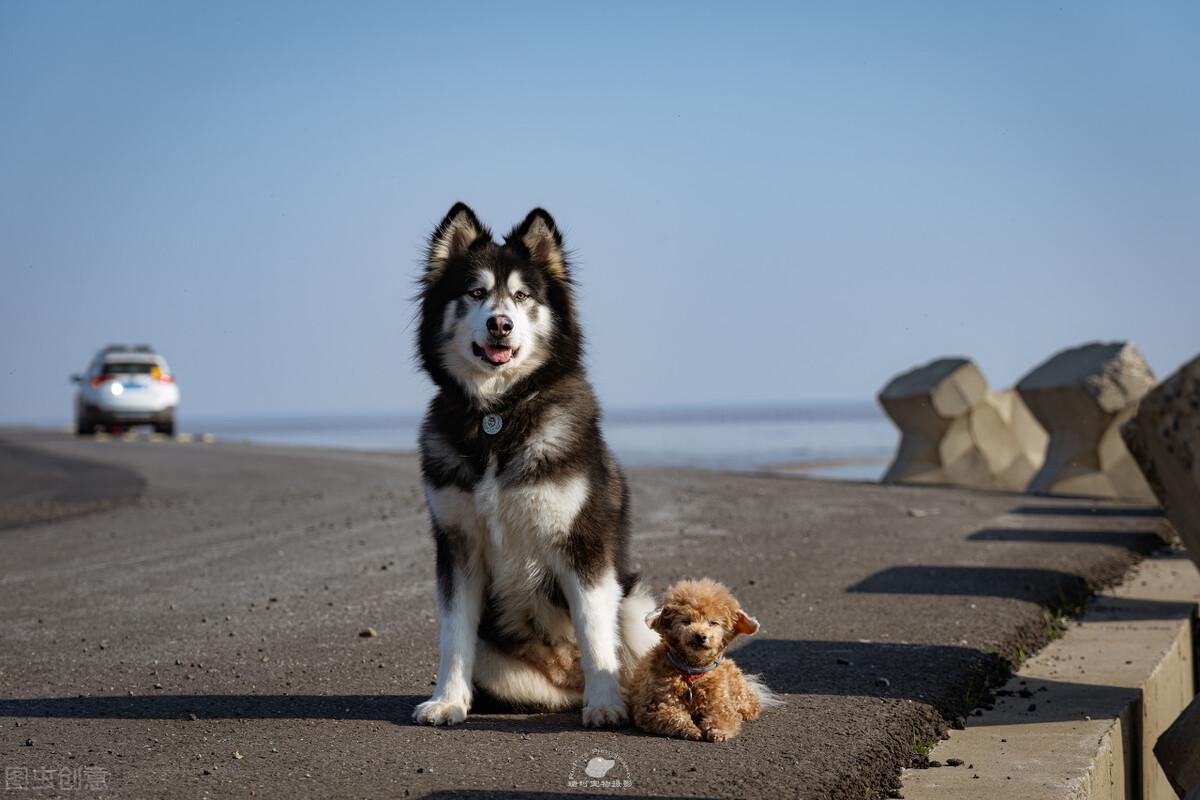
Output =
[{"x1": 412, "y1": 203, "x2": 658, "y2": 727}]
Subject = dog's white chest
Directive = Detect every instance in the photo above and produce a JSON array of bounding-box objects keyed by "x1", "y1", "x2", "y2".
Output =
[
  {"x1": 425, "y1": 458, "x2": 591, "y2": 553},
  {"x1": 423, "y1": 460, "x2": 590, "y2": 643},
  {"x1": 474, "y1": 457, "x2": 590, "y2": 550},
  {"x1": 473, "y1": 458, "x2": 505, "y2": 549}
]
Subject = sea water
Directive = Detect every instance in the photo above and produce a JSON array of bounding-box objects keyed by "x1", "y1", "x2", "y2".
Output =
[{"x1": 187, "y1": 403, "x2": 896, "y2": 481}]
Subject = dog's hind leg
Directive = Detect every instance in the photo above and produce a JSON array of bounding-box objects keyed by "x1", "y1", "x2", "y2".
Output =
[
  {"x1": 473, "y1": 641, "x2": 583, "y2": 711},
  {"x1": 727, "y1": 668, "x2": 762, "y2": 722}
]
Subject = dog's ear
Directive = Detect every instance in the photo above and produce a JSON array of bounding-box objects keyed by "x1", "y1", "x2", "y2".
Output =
[
  {"x1": 514, "y1": 208, "x2": 567, "y2": 280},
  {"x1": 733, "y1": 610, "x2": 759, "y2": 636},
  {"x1": 426, "y1": 202, "x2": 486, "y2": 282},
  {"x1": 644, "y1": 607, "x2": 666, "y2": 633}
]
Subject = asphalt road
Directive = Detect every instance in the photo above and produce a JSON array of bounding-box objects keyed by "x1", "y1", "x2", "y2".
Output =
[{"x1": 0, "y1": 430, "x2": 1171, "y2": 799}]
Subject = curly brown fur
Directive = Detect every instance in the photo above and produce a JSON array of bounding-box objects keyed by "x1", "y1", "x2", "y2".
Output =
[{"x1": 628, "y1": 579, "x2": 778, "y2": 742}]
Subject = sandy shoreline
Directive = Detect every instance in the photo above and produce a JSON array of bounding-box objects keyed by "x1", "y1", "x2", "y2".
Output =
[{"x1": 761, "y1": 455, "x2": 890, "y2": 475}]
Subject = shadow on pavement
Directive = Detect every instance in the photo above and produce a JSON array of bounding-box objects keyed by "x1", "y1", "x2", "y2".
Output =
[
  {"x1": 1, "y1": 639, "x2": 1179, "y2": 737},
  {"x1": 846, "y1": 564, "x2": 1090, "y2": 601},
  {"x1": 0, "y1": 694, "x2": 639, "y2": 737},
  {"x1": 0, "y1": 640, "x2": 988, "y2": 729},
  {"x1": 732, "y1": 638, "x2": 999, "y2": 712},
  {"x1": 846, "y1": 565, "x2": 1189, "y2": 621},
  {"x1": 967, "y1": 527, "x2": 1167, "y2": 549},
  {"x1": 962, "y1": 674, "x2": 1137, "y2": 727},
  {"x1": 1010, "y1": 505, "x2": 1164, "y2": 518},
  {"x1": 0, "y1": 694, "x2": 422, "y2": 722}
]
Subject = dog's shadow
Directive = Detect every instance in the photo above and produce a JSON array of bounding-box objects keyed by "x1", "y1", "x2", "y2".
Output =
[
  {"x1": 0, "y1": 692, "x2": 638, "y2": 736},
  {"x1": 0, "y1": 638, "x2": 994, "y2": 733},
  {"x1": 0, "y1": 693, "x2": 423, "y2": 724}
]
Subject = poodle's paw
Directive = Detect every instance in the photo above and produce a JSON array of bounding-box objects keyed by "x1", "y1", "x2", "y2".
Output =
[
  {"x1": 412, "y1": 698, "x2": 469, "y2": 726},
  {"x1": 582, "y1": 700, "x2": 628, "y2": 727},
  {"x1": 701, "y1": 720, "x2": 740, "y2": 742}
]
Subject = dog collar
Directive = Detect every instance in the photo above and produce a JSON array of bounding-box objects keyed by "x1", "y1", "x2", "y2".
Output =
[{"x1": 666, "y1": 649, "x2": 723, "y2": 684}]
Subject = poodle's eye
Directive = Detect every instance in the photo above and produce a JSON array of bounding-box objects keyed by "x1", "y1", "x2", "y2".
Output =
[{"x1": 708, "y1": 620, "x2": 719, "y2": 626}]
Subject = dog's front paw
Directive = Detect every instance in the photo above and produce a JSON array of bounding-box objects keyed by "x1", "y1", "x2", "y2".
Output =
[
  {"x1": 412, "y1": 698, "x2": 469, "y2": 726},
  {"x1": 701, "y1": 718, "x2": 740, "y2": 742},
  {"x1": 582, "y1": 700, "x2": 628, "y2": 727},
  {"x1": 582, "y1": 678, "x2": 628, "y2": 727}
]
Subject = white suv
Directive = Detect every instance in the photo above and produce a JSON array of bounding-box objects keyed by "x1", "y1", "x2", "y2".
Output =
[{"x1": 72, "y1": 345, "x2": 181, "y2": 435}]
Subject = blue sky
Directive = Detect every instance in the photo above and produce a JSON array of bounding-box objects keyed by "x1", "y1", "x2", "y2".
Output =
[{"x1": 1, "y1": 1, "x2": 1197, "y2": 423}]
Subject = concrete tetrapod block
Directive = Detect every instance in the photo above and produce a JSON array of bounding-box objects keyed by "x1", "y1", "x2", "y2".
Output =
[
  {"x1": 1155, "y1": 695, "x2": 1200, "y2": 799},
  {"x1": 1124, "y1": 354, "x2": 1200, "y2": 797},
  {"x1": 1123, "y1": 354, "x2": 1200, "y2": 565},
  {"x1": 988, "y1": 388, "x2": 1050, "y2": 489},
  {"x1": 880, "y1": 358, "x2": 1047, "y2": 491},
  {"x1": 1017, "y1": 342, "x2": 1157, "y2": 502}
]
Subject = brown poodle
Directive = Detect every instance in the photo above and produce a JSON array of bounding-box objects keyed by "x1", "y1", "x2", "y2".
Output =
[{"x1": 627, "y1": 578, "x2": 780, "y2": 742}]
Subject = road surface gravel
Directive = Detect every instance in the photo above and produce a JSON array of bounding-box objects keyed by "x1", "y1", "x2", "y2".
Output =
[{"x1": 0, "y1": 430, "x2": 1170, "y2": 798}]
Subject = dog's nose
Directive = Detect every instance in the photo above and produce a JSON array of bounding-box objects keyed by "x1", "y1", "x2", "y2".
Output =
[
  {"x1": 691, "y1": 631, "x2": 707, "y2": 647},
  {"x1": 487, "y1": 315, "x2": 514, "y2": 337}
]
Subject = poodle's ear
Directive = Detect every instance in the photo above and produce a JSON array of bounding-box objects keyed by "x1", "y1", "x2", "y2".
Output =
[
  {"x1": 644, "y1": 606, "x2": 667, "y2": 633},
  {"x1": 733, "y1": 610, "x2": 759, "y2": 636}
]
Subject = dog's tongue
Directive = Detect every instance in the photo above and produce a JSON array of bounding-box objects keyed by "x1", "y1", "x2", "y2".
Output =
[{"x1": 484, "y1": 345, "x2": 513, "y2": 364}]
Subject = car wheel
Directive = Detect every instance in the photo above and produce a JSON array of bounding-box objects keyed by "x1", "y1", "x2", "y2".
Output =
[
  {"x1": 75, "y1": 416, "x2": 94, "y2": 436},
  {"x1": 155, "y1": 415, "x2": 176, "y2": 437}
]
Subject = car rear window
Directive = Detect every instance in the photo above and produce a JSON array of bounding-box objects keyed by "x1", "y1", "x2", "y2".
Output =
[{"x1": 102, "y1": 362, "x2": 155, "y2": 374}]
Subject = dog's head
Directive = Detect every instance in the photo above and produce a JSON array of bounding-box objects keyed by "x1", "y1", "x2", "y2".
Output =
[
  {"x1": 416, "y1": 203, "x2": 580, "y2": 404},
  {"x1": 645, "y1": 578, "x2": 760, "y2": 667}
]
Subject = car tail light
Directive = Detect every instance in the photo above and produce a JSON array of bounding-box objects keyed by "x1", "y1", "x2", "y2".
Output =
[
  {"x1": 151, "y1": 366, "x2": 174, "y2": 384},
  {"x1": 90, "y1": 375, "x2": 110, "y2": 388}
]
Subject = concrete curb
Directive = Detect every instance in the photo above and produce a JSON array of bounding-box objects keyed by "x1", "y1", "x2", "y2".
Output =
[{"x1": 903, "y1": 551, "x2": 1199, "y2": 800}]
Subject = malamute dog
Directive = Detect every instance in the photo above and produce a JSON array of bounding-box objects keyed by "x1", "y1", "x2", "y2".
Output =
[{"x1": 412, "y1": 203, "x2": 658, "y2": 727}]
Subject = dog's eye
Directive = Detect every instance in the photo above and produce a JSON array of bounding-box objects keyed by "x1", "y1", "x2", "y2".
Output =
[
  {"x1": 709, "y1": 620, "x2": 719, "y2": 626},
  {"x1": 513, "y1": 290, "x2": 529, "y2": 303},
  {"x1": 468, "y1": 288, "x2": 486, "y2": 300}
]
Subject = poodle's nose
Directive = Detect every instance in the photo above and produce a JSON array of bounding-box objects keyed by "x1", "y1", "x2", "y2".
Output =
[{"x1": 691, "y1": 631, "x2": 707, "y2": 647}]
